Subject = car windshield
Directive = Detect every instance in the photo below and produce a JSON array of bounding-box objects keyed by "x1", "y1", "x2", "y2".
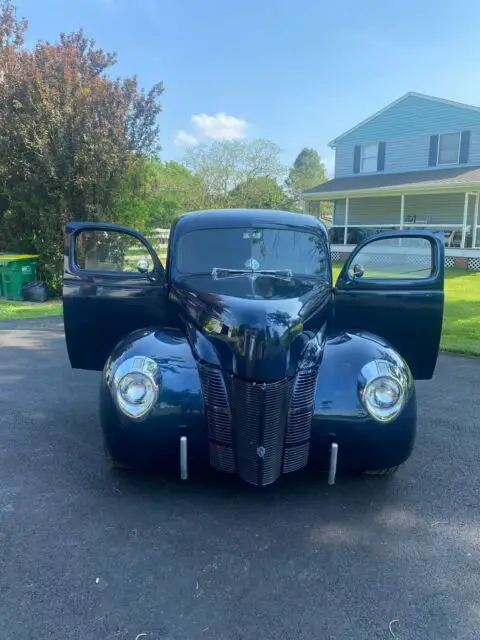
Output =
[{"x1": 174, "y1": 227, "x2": 329, "y2": 280}]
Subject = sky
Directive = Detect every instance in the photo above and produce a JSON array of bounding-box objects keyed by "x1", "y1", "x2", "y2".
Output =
[{"x1": 14, "y1": 0, "x2": 480, "y2": 176}]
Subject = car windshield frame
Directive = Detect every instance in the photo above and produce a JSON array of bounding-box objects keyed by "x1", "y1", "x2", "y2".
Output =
[{"x1": 170, "y1": 224, "x2": 331, "y2": 283}]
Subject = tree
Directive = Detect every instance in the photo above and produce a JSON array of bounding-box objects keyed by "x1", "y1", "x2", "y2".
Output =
[
  {"x1": 0, "y1": 1, "x2": 163, "y2": 291},
  {"x1": 287, "y1": 148, "x2": 328, "y2": 211},
  {"x1": 182, "y1": 139, "x2": 285, "y2": 208},
  {"x1": 228, "y1": 176, "x2": 288, "y2": 210},
  {"x1": 114, "y1": 156, "x2": 206, "y2": 231}
]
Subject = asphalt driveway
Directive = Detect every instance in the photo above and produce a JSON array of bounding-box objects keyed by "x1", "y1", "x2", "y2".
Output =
[{"x1": 0, "y1": 317, "x2": 479, "y2": 640}]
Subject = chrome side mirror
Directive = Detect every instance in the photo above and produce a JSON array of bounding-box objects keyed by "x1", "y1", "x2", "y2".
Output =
[
  {"x1": 137, "y1": 258, "x2": 150, "y2": 274},
  {"x1": 352, "y1": 263, "x2": 365, "y2": 278}
]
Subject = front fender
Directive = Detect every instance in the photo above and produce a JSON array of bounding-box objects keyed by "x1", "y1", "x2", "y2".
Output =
[
  {"x1": 311, "y1": 331, "x2": 417, "y2": 471},
  {"x1": 100, "y1": 328, "x2": 208, "y2": 466}
]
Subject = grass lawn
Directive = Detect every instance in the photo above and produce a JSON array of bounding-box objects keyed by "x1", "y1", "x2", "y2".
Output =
[
  {"x1": 1, "y1": 266, "x2": 479, "y2": 356},
  {"x1": 0, "y1": 298, "x2": 63, "y2": 321}
]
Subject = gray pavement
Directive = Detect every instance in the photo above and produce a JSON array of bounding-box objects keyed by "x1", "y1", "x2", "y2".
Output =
[{"x1": 0, "y1": 317, "x2": 479, "y2": 640}]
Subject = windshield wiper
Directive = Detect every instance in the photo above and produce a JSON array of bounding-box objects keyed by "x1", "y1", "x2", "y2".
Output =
[{"x1": 212, "y1": 267, "x2": 293, "y2": 280}]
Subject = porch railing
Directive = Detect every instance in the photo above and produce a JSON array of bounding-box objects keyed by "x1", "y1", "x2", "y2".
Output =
[{"x1": 326, "y1": 224, "x2": 480, "y2": 249}]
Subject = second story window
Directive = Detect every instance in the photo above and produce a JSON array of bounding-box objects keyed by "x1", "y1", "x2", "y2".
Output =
[
  {"x1": 437, "y1": 133, "x2": 460, "y2": 165},
  {"x1": 360, "y1": 143, "x2": 378, "y2": 172}
]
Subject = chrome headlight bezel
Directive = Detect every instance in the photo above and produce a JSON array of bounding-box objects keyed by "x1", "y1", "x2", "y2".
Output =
[
  {"x1": 110, "y1": 356, "x2": 160, "y2": 420},
  {"x1": 359, "y1": 358, "x2": 410, "y2": 423}
]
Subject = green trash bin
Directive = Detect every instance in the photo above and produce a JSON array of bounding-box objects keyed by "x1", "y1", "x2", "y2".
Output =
[{"x1": 0, "y1": 254, "x2": 40, "y2": 301}]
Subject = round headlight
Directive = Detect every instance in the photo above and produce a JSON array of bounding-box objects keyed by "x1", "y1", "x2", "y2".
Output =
[
  {"x1": 364, "y1": 376, "x2": 402, "y2": 409},
  {"x1": 111, "y1": 357, "x2": 160, "y2": 419},
  {"x1": 360, "y1": 361, "x2": 408, "y2": 423}
]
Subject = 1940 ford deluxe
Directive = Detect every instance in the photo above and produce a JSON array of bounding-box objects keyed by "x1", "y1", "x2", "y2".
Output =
[{"x1": 63, "y1": 209, "x2": 445, "y2": 487}]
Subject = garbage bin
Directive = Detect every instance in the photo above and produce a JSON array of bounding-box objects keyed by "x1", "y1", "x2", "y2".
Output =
[{"x1": 0, "y1": 254, "x2": 40, "y2": 301}]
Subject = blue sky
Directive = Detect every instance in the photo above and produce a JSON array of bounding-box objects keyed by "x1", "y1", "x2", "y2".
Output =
[{"x1": 15, "y1": 0, "x2": 480, "y2": 175}]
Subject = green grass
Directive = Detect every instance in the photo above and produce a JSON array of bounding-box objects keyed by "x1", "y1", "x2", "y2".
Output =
[
  {"x1": 332, "y1": 265, "x2": 480, "y2": 357},
  {"x1": 0, "y1": 298, "x2": 62, "y2": 320}
]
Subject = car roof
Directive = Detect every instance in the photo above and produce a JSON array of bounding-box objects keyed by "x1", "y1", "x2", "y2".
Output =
[{"x1": 172, "y1": 209, "x2": 327, "y2": 235}]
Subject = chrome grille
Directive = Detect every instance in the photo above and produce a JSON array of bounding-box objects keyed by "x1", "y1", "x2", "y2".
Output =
[
  {"x1": 198, "y1": 363, "x2": 319, "y2": 484},
  {"x1": 230, "y1": 377, "x2": 291, "y2": 487},
  {"x1": 198, "y1": 364, "x2": 236, "y2": 473},
  {"x1": 283, "y1": 367, "x2": 318, "y2": 473}
]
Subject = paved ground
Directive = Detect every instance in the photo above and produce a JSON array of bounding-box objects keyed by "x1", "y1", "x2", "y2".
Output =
[{"x1": 0, "y1": 317, "x2": 479, "y2": 640}]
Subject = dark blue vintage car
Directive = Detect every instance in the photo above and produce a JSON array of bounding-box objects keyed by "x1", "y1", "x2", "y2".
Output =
[{"x1": 63, "y1": 209, "x2": 445, "y2": 487}]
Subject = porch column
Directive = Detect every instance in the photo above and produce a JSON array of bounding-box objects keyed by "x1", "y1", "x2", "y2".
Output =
[
  {"x1": 343, "y1": 197, "x2": 349, "y2": 245},
  {"x1": 473, "y1": 193, "x2": 479, "y2": 249},
  {"x1": 461, "y1": 192, "x2": 469, "y2": 249},
  {"x1": 400, "y1": 194, "x2": 405, "y2": 229}
]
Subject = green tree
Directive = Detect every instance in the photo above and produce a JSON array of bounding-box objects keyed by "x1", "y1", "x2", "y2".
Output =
[
  {"x1": 114, "y1": 156, "x2": 206, "y2": 230},
  {"x1": 182, "y1": 138, "x2": 285, "y2": 208},
  {"x1": 0, "y1": 1, "x2": 163, "y2": 292},
  {"x1": 287, "y1": 148, "x2": 328, "y2": 211},
  {"x1": 228, "y1": 176, "x2": 288, "y2": 209}
]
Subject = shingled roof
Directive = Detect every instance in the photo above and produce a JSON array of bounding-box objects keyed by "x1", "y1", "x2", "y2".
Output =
[{"x1": 304, "y1": 166, "x2": 480, "y2": 197}]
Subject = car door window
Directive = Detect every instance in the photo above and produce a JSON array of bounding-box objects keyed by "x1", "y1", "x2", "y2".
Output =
[
  {"x1": 348, "y1": 237, "x2": 433, "y2": 280},
  {"x1": 75, "y1": 229, "x2": 154, "y2": 274}
]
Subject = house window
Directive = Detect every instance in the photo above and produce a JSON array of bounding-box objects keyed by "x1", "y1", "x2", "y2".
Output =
[
  {"x1": 360, "y1": 143, "x2": 378, "y2": 173},
  {"x1": 438, "y1": 133, "x2": 460, "y2": 165}
]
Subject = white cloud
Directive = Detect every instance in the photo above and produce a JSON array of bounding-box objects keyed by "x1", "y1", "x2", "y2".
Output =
[
  {"x1": 191, "y1": 113, "x2": 247, "y2": 141},
  {"x1": 174, "y1": 112, "x2": 248, "y2": 147},
  {"x1": 174, "y1": 130, "x2": 200, "y2": 147}
]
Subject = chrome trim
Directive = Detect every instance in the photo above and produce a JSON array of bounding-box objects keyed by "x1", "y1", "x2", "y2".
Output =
[
  {"x1": 180, "y1": 436, "x2": 188, "y2": 480},
  {"x1": 328, "y1": 442, "x2": 338, "y2": 486}
]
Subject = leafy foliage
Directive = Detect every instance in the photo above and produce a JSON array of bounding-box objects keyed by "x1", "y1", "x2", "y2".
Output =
[
  {"x1": 114, "y1": 156, "x2": 206, "y2": 231},
  {"x1": 286, "y1": 148, "x2": 328, "y2": 210},
  {"x1": 228, "y1": 176, "x2": 290, "y2": 210},
  {"x1": 0, "y1": 1, "x2": 163, "y2": 292},
  {"x1": 182, "y1": 139, "x2": 286, "y2": 208}
]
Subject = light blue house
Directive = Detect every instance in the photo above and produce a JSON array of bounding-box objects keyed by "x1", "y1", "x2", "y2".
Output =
[{"x1": 303, "y1": 92, "x2": 480, "y2": 270}]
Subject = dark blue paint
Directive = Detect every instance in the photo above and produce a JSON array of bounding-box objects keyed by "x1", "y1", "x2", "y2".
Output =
[
  {"x1": 62, "y1": 210, "x2": 445, "y2": 485},
  {"x1": 335, "y1": 230, "x2": 445, "y2": 379},
  {"x1": 99, "y1": 329, "x2": 416, "y2": 474}
]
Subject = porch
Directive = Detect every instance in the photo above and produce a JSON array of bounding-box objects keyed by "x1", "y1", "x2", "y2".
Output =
[{"x1": 304, "y1": 190, "x2": 480, "y2": 271}]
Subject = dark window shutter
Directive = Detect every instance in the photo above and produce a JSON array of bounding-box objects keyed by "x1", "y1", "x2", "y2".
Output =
[
  {"x1": 459, "y1": 130, "x2": 471, "y2": 164},
  {"x1": 377, "y1": 142, "x2": 386, "y2": 171},
  {"x1": 428, "y1": 135, "x2": 439, "y2": 166},
  {"x1": 353, "y1": 145, "x2": 361, "y2": 173}
]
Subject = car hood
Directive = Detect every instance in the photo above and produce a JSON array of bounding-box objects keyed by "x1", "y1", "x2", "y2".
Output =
[{"x1": 169, "y1": 274, "x2": 332, "y2": 381}]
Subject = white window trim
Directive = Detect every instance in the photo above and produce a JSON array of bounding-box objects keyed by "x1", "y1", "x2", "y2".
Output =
[
  {"x1": 360, "y1": 142, "x2": 379, "y2": 173},
  {"x1": 437, "y1": 132, "x2": 461, "y2": 166}
]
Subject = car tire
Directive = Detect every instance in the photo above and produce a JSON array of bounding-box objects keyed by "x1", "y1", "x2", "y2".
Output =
[{"x1": 363, "y1": 465, "x2": 400, "y2": 476}]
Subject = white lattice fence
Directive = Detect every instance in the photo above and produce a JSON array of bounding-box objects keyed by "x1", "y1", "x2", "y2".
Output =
[{"x1": 468, "y1": 257, "x2": 480, "y2": 271}]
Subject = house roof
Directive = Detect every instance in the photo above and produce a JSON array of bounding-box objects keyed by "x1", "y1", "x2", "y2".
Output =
[
  {"x1": 328, "y1": 92, "x2": 480, "y2": 147},
  {"x1": 303, "y1": 166, "x2": 480, "y2": 199}
]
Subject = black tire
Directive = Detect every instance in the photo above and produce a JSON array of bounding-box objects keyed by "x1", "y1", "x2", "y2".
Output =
[{"x1": 363, "y1": 465, "x2": 400, "y2": 476}]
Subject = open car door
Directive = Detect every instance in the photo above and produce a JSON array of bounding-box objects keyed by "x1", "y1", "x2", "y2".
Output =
[
  {"x1": 63, "y1": 222, "x2": 168, "y2": 371},
  {"x1": 333, "y1": 231, "x2": 445, "y2": 380}
]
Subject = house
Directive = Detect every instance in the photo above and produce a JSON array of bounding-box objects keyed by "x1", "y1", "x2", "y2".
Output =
[{"x1": 302, "y1": 92, "x2": 480, "y2": 270}]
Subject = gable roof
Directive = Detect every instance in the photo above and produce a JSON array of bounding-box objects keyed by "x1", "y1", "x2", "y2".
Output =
[{"x1": 329, "y1": 92, "x2": 480, "y2": 148}]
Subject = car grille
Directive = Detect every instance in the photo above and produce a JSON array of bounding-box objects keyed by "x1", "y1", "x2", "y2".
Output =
[{"x1": 198, "y1": 363, "x2": 318, "y2": 486}]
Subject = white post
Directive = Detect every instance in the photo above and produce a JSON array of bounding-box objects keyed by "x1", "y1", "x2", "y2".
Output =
[
  {"x1": 400, "y1": 194, "x2": 405, "y2": 230},
  {"x1": 303, "y1": 199, "x2": 307, "y2": 214},
  {"x1": 461, "y1": 192, "x2": 469, "y2": 249},
  {"x1": 343, "y1": 197, "x2": 349, "y2": 245},
  {"x1": 473, "y1": 192, "x2": 479, "y2": 249}
]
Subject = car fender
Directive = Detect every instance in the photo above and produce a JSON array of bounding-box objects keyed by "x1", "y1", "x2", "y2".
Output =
[
  {"x1": 311, "y1": 331, "x2": 417, "y2": 471},
  {"x1": 100, "y1": 328, "x2": 208, "y2": 464}
]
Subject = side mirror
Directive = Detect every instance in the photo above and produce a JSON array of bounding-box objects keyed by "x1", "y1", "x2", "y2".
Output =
[
  {"x1": 352, "y1": 263, "x2": 365, "y2": 278},
  {"x1": 137, "y1": 258, "x2": 150, "y2": 274}
]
